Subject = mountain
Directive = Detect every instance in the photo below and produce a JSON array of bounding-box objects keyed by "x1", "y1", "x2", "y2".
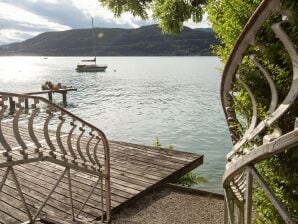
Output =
[{"x1": 0, "y1": 25, "x2": 218, "y2": 56}]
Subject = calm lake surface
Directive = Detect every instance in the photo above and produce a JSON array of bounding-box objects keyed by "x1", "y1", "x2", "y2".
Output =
[{"x1": 0, "y1": 56, "x2": 231, "y2": 193}]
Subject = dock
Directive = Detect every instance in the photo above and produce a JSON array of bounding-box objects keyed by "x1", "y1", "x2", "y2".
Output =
[
  {"x1": 0, "y1": 124, "x2": 203, "y2": 223},
  {"x1": 0, "y1": 92, "x2": 203, "y2": 223},
  {"x1": 7, "y1": 88, "x2": 77, "y2": 113}
]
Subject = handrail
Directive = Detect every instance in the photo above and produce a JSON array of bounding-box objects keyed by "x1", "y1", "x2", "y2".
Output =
[
  {"x1": 0, "y1": 91, "x2": 105, "y2": 137},
  {"x1": 0, "y1": 91, "x2": 111, "y2": 222},
  {"x1": 220, "y1": 0, "x2": 297, "y2": 223}
]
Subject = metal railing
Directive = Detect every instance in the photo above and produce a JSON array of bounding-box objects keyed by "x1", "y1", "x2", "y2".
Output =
[
  {"x1": 221, "y1": 0, "x2": 297, "y2": 223},
  {"x1": 0, "y1": 91, "x2": 111, "y2": 223}
]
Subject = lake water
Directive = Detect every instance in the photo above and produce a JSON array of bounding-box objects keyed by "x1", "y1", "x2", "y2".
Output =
[{"x1": 0, "y1": 56, "x2": 231, "y2": 193}]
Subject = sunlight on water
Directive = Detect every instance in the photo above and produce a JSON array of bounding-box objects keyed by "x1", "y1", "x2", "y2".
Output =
[
  {"x1": 0, "y1": 57, "x2": 47, "y2": 82},
  {"x1": 0, "y1": 56, "x2": 231, "y2": 193}
]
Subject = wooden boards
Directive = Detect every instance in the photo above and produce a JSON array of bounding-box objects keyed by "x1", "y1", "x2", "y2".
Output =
[{"x1": 0, "y1": 123, "x2": 203, "y2": 223}]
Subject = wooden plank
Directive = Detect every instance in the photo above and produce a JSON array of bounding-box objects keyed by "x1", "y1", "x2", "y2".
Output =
[
  {"x1": 0, "y1": 170, "x2": 95, "y2": 220},
  {"x1": 111, "y1": 153, "x2": 204, "y2": 214},
  {"x1": 0, "y1": 200, "x2": 27, "y2": 223},
  {"x1": 4, "y1": 126, "x2": 177, "y2": 181},
  {"x1": 0, "y1": 168, "x2": 102, "y2": 217},
  {"x1": 24, "y1": 88, "x2": 77, "y2": 95},
  {"x1": 3, "y1": 158, "x2": 129, "y2": 204}
]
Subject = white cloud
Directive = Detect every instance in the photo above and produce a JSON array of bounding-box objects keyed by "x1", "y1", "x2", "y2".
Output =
[
  {"x1": 0, "y1": 29, "x2": 40, "y2": 45},
  {"x1": 70, "y1": 0, "x2": 152, "y2": 28},
  {"x1": 0, "y1": 2, "x2": 70, "y2": 31}
]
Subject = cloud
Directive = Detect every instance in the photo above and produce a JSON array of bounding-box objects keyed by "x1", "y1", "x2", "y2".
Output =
[
  {"x1": 0, "y1": 0, "x2": 209, "y2": 45},
  {"x1": 0, "y1": 29, "x2": 40, "y2": 45},
  {"x1": 0, "y1": 2, "x2": 70, "y2": 30}
]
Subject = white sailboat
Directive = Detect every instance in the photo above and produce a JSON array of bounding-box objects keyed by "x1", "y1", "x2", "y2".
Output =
[{"x1": 76, "y1": 18, "x2": 107, "y2": 72}]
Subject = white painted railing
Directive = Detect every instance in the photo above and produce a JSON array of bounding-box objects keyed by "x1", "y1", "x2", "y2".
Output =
[{"x1": 221, "y1": 0, "x2": 297, "y2": 223}]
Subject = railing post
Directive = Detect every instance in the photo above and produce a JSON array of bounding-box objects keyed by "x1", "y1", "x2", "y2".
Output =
[
  {"x1": 25, "y1": 98, "x2": 29, "y2": 109},
  {"x1": 245, "y1": 169, "x2": 253, "y2": 224},
  {"x1": 48, "y1": 92, "x2": 53, "y2": 101},
  {"x1": 62, "y1": 92, "x2": 67, "y2": 107},
  {"x1": 9, "y1": 97, "x2": 15, "y2": 113}
]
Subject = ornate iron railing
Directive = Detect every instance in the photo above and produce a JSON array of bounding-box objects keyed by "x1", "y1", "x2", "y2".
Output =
[
  {"x1": 0, "y1": 91, "x2": 111, "y2": 223},
  {"x1": 221, "y1": 0, "x2": 297, "y2": 223}
]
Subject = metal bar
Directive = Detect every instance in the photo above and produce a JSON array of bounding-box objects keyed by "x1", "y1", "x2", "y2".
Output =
[
  {"x1": 93, "y1": 139, "x2": 101, "y2": 168},
  {"x1": 0, "y1": 104, "x2": 12, "y2": 152},
  {"x1": 238, "y1": 204, "x2": 245, "y2": 224},
  {"x1": 76, "y1": 177, "x2": 101, "y2": 218},
  {"x1": 224, "y1": 188, "x2": 235, "y2": 224},
  {"x1": 0, "y1": 157, "x2": 44, "y2": 169},
  {"x1": 103, "y1": 136, "x2": 111, "y2": 222},
  {"x1": 10, "y1": 167, "x2": 32, "y2": 222},
  {"x1": 28, "y1": 107, "x2": 42, "y2": 149},
  {"x1": 248, "y1": 166, "x2": 295, "y2": 224},
  {"x1": 56, "y1": 115, "x2": 68, "y2": 155},
  {"x1": 67, "y1": 122, "x2": 78, "y2": 159},
  {"x1": 48, "y1": 92, "x2": 52, "y2": 101},
  {"x1": 101, "y1": 177, "x2": 104, "y2": 222},
  {"x1": 67, "y1": 168, "x2": 75, "y2": 221},
  {"x1": 0, "y1": 167, "x2": 10, "y2": 192},
  {"x1": 86, "y1": 134, "x2": 96, "y2": 165},
  {"x1": 9, "y1": 97, "x2": 15, "y2": 113},
  {"x1": 76, "y1": 127, "x2": 87, "y2": 163},
  {"x1": 224, "y1": 197, "x2": 228, "y2": 224},
  {"x1": 24, "y1": 99, "x2": 29, "y2": 110},
  {"x1": 43, "y1": 112, "x2": 56, "y2": 152},
  {"x1": 32, "y1": 167, "x2": 67, "y2": 221},
  {"x1": 62, "y1": 92, "x2": 67, "y2": 107},
  {"x1": 245, "y1": 169, "x2": 253, "y2": 224},
  {"x1": 250, "y1": 55, "x2": 278, "y2": 113},
  {"x1": 44, "y1": 157, "x2": 104, "y2": 176},
  {"x1": 12, "y1": 100, "x2": 27, "y2": 150},
  {"x1": 0, "y1": 92, "x2": 109, "y2": 145}
]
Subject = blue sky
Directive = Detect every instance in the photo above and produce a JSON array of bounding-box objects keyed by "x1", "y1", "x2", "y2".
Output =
[{"x1": 0, "y1": 0, "x2": 209, "y2": 45}]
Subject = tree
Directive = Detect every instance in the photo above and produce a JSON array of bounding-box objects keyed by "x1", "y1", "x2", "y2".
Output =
[
  {"x1": 99, "y1": 0, "x2": 206, "y2": 33},
  {"x1": 207, "y1": 0, "x2": 298, "y2": 222}
]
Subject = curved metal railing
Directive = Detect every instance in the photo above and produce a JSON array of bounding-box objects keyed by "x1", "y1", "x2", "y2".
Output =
[
  {"x1": 221, "y1": 0, "x2": 297, "y2": 223},
  {"x1": 0, "y1": 91, "x2": 111, "y2": 222}
]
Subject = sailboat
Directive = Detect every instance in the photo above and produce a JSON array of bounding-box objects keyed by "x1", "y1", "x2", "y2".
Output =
[{"x1": 76, "y1": 18, "x2": 107, "y2": 72}]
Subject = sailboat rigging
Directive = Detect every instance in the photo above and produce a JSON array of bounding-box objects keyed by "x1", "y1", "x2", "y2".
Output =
[{"x1": 76, "y1": 18, "x2": 107, "y2": 72}]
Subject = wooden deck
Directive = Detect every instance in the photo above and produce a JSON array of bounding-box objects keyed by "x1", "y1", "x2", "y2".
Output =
[{"x1": 0, "y1": 123, "x2": 203, "y2": 223}]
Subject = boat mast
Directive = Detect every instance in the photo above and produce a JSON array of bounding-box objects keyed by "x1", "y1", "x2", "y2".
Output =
[{"x1": 91, "y1": 17, "x2": 96, "y2": 63}]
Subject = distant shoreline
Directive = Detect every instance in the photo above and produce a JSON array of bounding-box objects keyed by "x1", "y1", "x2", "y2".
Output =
[{"x1": 0, "y1": 25, "x2": 218, "y2": 57}]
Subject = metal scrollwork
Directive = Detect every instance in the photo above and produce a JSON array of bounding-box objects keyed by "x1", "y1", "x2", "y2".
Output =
[
  {"x1": 0, "y1": 91, "x2": 111, "y2": 222},
  {"x1": 221, "y1": 0, "x2": 297, "y2": 223}
]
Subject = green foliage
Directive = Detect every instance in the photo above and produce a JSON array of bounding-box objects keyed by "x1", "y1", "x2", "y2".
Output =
[
  {"x1": 208, "y1": 0, "x2": 298, "y2": 222},
  {"x1": 99, "y1": 0, "x2": 205, "y2": 34},
  {"x1": 153, "y1": 137, "x2": 174, "y2": 150},
  {"x1": 154, "y1": 137, "x2": 162, "y2": 148},
  {"x1": 100, "y1": 0, "x2": 151, "y2": 19},
  {"x1": 254, "y1": 151, "x2": 298, "y2": 223},
  {"x1": 177, "y1": 171, "x2": 208, "y2": 187},
  {"x1": 152, "y1": 0, "x2": 203, "y2": 34}
]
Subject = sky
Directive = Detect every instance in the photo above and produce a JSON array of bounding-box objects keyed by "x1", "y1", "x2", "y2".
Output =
[{"x1": 0, "y1": 0, "x2": 209, "y2": 46}]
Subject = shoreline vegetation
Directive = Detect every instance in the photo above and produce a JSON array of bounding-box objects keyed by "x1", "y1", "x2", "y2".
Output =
[{"x1": 0, "y1": 25, "x2": 218, "y2": 57}]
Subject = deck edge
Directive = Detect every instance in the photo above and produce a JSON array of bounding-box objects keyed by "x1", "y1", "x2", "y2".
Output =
[{"x1": 110, "y1": 154, "x2": 204, "y2": 215}]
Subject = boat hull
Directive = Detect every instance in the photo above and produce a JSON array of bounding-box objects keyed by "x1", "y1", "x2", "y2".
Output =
[{"x1": 76, "y1": 65, "x2": 107, "y2": 72}]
